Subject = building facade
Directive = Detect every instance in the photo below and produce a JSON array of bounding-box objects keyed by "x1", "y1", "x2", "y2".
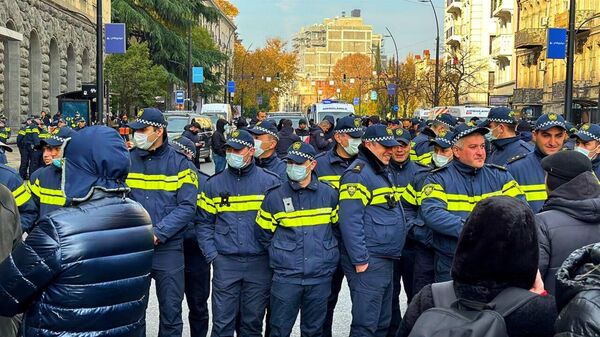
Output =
[
  {"x1": 490, "y1": 0, "x2": 516, "y2": 107},
  {"x1": 514, "y1": 0, "x2": 599, "y2": 122},
  {"x1": 0, "y1": 0, "x2": 110, "y2": 131},
  {"x1": 444, "y1": 0, "x2": 493, "y2": 106}
]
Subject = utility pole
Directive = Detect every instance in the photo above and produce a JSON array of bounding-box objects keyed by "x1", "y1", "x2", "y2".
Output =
[
  {"x1": 564, "y1": 0, "x2": 576, "y2": 122},
  {"x1": 187, "y1": 27, "x2": 193, "y2": 111},
  {"x1": 385, "y1": 27, "x2": 399, "y2": 118},
  {"x1": 96, "y1": 0, "x2": 103, "y2": 124},
  {"x1": 420, "y1": 0, "x2": 441, "y2": 107}
]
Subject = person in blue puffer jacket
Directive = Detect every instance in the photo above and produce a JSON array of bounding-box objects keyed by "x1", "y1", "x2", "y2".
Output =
[{"x1": 0, "y1": 126, "x2": 155, "y2": 337}]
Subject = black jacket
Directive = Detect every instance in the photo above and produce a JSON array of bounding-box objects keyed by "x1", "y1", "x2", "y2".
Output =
[
  {"x1": 309, "y1": 126, "x2": 333, "y2": 154},
  {"x1": 536, "y1": 171, "x2": 600, "y2": 294},
  {"x1": 398, "y1": 281, "x2": 557, "y2": 337},
  {"x1": 554, "y1": 243, "x2": 600, "y2": 336},
  {"x1": 0, "y1": 184, "x2": 21, "y2": 337},
  {"x1": 276, "y1": 126, "x2": 300, "y2": 158},
  {"x1": 212, "y1": 119, "x2": 228, "y2": 157}
]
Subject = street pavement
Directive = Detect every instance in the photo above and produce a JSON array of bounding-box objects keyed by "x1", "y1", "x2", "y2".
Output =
[{"x1": 7, "y1": 147, "x2": 407, "y2": 337}]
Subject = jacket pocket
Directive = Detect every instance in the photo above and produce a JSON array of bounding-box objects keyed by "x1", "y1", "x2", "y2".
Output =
[
  {"x1": 270, "y1": 240, "x2": 297, "y2": 270},
  {"x1": 321, "y1": 238, "x2": 340, "y2": 273}
]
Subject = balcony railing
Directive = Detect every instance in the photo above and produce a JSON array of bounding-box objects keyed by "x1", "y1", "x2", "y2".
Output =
[
  {"x1": 492, "y1": 0, "x2": 513, "y2": 19},
  {"x1": 513, "y1": 88, "x2": 543, "y2": 104},
  {"x1": 554, "y1": 10, "x2": 597, "y2": 30},
  {"x1": 445, "y1": 26, "x2": 462, "y2": 46},
  {"x1": 491, "y1": 34, "x2": 514, "y2": 59},
  {"x1": 446, "y1": 0, "x2": 462, "y2": 15},
  {"x1": 515, "y1": 28, "x2": 545, "y2": 49}
]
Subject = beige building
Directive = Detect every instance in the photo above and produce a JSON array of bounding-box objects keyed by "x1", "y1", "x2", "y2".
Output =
[
  {"x1": 444, "y1": 0, "x2": 493, "y2": 105},
  {"x1": 490, "y1": 0, "x2": 516, "y2": 107},
  {"x1": 514, "y1": 0, "x2": 600, "y2": 122}
]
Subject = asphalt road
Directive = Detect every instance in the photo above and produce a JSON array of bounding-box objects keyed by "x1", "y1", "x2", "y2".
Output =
[{"x1": 7, "y1": 148, "x2": 407, "y2": 337}]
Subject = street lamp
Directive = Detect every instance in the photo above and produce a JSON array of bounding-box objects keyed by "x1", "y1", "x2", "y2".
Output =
[
  {"x1": 223, "y1": 30, "x2": 236, "y2": 104},
  {"x1": 329, "y1": 80, "x2": 335, "y2": 86},
  {"x1": 96, "y1": 0, "x2": 104, "y2": 124},
  {"x1": 385, "y1": 27, "x2": 399, "y2": 118},
  {"x1": 419, "y1": 0, "x2": 441, "y2": 107}
]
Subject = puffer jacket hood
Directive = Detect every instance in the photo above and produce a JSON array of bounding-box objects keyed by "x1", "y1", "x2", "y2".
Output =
[
  {"x1": 216, "y1": 118, "x2": 227, "y2": 134},
  {"x1": 542, "y1": 171, "x2": 600, "y2": 223},
  {"x1": 62, "y1": 126, "x2": 130, "y2": 202},
  {"x1": 555, "y1": 243, "x2": 600, "y2": 310}
]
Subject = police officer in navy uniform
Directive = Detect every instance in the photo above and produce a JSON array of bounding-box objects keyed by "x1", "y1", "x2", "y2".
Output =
[
  {"x1": 480, "y1": 107, "x2": 533, "y2": 166},
  {"x1": 315, "y1": 116, "x2": 364, "y2": 337},
  {"x1": 257, "y1": 141, "x2": 339, "y2": 337},
  {"x1": 0, "y1": 115, "x2": 11, "y2": 164},
  {"x1": 338, "y1": 124, "x2": 407, "y2": 337},
  {"x1": 507, "y1": 113, "x2": 567, "y2": 213},
  {"x1": 171, "y1": 136, "x2": 212, "y2": 337},
  {"x1": 410, "y1": 113, "x2": 456, "y2": 165},
  {"x1": 420, "y1": 123, "x2": 525, "y2": 282},
  {"x1": 196, "y1": 129, "x2": 280, "y2": 337},
  {"x1": 571, "y1": 123, "x2": 600, "y2": 178},
  {"x1": 248, "y1": 120, "x2": 287, "y2": 179},
  {"x1": 310, "y1": 117, "x2": 335, "y2": 154},
  {"x1": 127, "y1": 108, "x2": 198, "y2": 337},
  {"x1": 401, "y1": 130, "x2": 455, "y2": 296},
  {"x1": 386, "y1": 128, "x2": 430, "y2": 337}
]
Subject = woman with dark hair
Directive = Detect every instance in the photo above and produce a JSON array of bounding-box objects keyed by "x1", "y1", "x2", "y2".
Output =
[{"x1": 397, "y1": 196, "x2": 557, "y2": 337}]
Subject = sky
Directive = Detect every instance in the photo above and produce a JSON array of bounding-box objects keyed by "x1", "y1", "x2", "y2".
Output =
[{"x1": 228, "y1": 0, "x2": 445, "y2": 59}]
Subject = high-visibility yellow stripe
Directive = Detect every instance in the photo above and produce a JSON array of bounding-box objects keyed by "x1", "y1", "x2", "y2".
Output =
[
  {"x1": 198, "y1": 192, "x2": 216, "y2": 214},
  {"x1": 12, "y1": 182, "x2": 32, "y2": 206},
  {"x1": 38, "y1": 133, "x2": 50, "y2": 139},
  {"x1": 18, "y1": 130, "x2": 26, "y2": 136},
  {"x1": 212, "y1": 195, "x2": 264, "y2": 213},
  {"x1": 318, "y1": 175, "x2": 340, "y2": 189},
  {"x1": 28, "y1": 179, "x2": 66, "y2": 206},
  {"x1": 273, "y1": 207, "x2": 335, "y2": 227},
  {"x1": 402, "y1": 183, "x2": 418, "y2": 206},
  {"x1": 393, "y1": 186, "x2": 407, "y2": 201},
  {"x1": 420, "y1": 182, "x2": 523, "y2": 212},
  {"x1": 126, "y1": 169, "x2": 198, "y2": 191},
  {"x1": 331, "y1": 205, "x2": 339, "y2": 223},
  {"x1": 339, "y1": 183, "x2": 370, "y2": 205},
  {"x1": 256, "y1": 208, "x2": 276, "y2": 232},
  {"x1": 371, "y1": 186, "x2": 397, "y2": 206},
  {"x1": 519, "y1": 183, "x2": 547, "y2": 202},
  {"x1": 501, "y1": 180, "x2": 524, "y2": 198}
]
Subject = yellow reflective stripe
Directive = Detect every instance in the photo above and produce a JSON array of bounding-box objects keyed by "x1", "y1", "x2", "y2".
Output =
[
  {"x1": 256, "y1": 208, "x2": 276, "y2": 232},
  {"x1": 212, "y1": 195, "x2": 264, "y2": 212},
  {"x1": 27, "y1": 179, "x2": 65, "y2": 206},
  {"x1": 18, "y1": 130, "x2": 26, "y2": 135},
  {"x1": 28, "y1": 180, "x2": 41, "y2": 198},
  {"x1": 12, "y1": 182, "x2": 32, "y2": 206},
  {"x1": 38, "y1": 133, "x2": 50, "y2": 139},
  {"x1": 394, "y1": 186, "x2": 407, "y2": 201},
  {"x1": 199, "y1": 192, "x2": 216, "y2": 214},
  {"x1": 331, "y1": 205, "x2": 339, "y2": 223},
  {"x1": 126, "y1": 169, "x2": 198, "y2": 191},
  {"x1": 402, "y1": 183, "x2": 418, "y2": 206},
  {"x1": 371, "y1": 186, "x2": 396, "y2": 205},
  {"x1": 421, "y1": 182, "x2": 524, "y2": 212},
  {"x1": 273, "y1": 207, "x2": 334, "y2": 227},
  {"x1": 339, "y1": 183, "x2": 371, "y2": 205},
  {"x1": 318, "y1": 175, "x2": 340, "y2": 189},
  {"x1": 501, "y1": 180, "x2": 524, "y2": 198},
  {"x1": 416, "y1": 152, "x2": 432, "y2": 165},
  {"x1": 520, "y1": 184, "x2": 548, "y2": 202}
]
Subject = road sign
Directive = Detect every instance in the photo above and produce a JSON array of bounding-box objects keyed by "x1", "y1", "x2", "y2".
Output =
[
  {"x1": 370, "y1": 91, "x2": 378, "y2": 101},
  {"x1": 192, "y1": 67, "x2": 204, "y2": 83},
  {"x1": 387, "y1": 84, "x2": 396, "y2": 95},
  {"x1": 105, "y1": 23, "x2": 126, "y2": 54},
  {"x1": 393, "y1": 105, "x2": 399, "y2": 112},
  {"x1": 353, "y1": 97, "x2": 360, "y2": 105},
  {"x1": 81, "y1": 84, "x2": 97, "y2": 98},
  {"x1": 322, "y1": 99, "x2": 333, "y2": 104},
  {"x1": 547, "y1": 28, "x2": 567, "y2": 59},
  {"x1": 175, "y1": 90, "x2": 185, "y2": 104},
  {"x1": 227, "y1": 81, "x2": 236, "y2": 93}
]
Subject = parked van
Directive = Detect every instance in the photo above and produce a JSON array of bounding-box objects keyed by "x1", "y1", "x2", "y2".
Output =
[
  {"x1": 309, "y1": 100, "x2": 355, "y2": 124},
  {"x1": 447, "y1": 106, "x2": 490, "y2": 122},
  {"x1": 200, "y1": 103, "x2": 233, "y2": 126}
]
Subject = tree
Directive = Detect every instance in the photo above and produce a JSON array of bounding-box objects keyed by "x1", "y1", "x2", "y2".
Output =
[
  {"x1": 327, "y1": 54, "x2": 374, "y2": 115},
  {"x1": 105, "y1": 42, "x2": 169, "y2": 114},
  {"x1": 414, "y1": 58, "x2": 454, "y2": 108},
  {"x1": 214, "y1": 0, "x2": 239, "y2": 18},
  {"x1": 444, "y1": 47, "x2": 489, "y2": 105}
]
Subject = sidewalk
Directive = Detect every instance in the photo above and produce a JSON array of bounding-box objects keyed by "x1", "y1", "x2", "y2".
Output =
[{"x1": 6, "y1": 145, "x2": 21, "y2": 170}]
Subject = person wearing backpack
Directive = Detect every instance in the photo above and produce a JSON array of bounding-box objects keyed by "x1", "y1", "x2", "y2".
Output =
[{"x1": 397, "y1": 196, "x2": 557, "y2": 337}]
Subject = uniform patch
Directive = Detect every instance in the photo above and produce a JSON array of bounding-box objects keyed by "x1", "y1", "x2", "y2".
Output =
[
  {"x1": 386, "y1": 128, "x2": 393, "y2": 135},
  {"x1": 346, "y1": 185, "x2": 357, "y2": 196},
  {"x1": 548, "y1": 112, "x2": 557, "y2": 121},
  {"x1": 422, "y1": 184, "x2": 435, "y2": 196},
  {"x1": 582, "y1": 123, "x2": 591, "y2": 131},
  {"x1": 190, "y1": 171, "x2": 197, "y2": 183},
  {"x1": 292, "y1": 142, "x2": 302, "y2": 150},
  {"x1": 438, "y1": 130, "x2": 447, "y2": 138},
  {"x1": 231, "y1": 130, "x2": 240, "y2": 138},
  {"x1": 354, "y1": 118, "x2": 362, "y2": 128}
]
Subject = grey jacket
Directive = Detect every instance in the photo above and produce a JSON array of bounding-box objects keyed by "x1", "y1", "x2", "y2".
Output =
[{"x1": 0, "y1": 184, "x2": 22, "y2": 337}]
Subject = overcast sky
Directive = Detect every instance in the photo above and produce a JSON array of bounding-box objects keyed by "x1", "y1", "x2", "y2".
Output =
[{"x1": 229, "y1": 0, "x2": 445, "y2": 59}]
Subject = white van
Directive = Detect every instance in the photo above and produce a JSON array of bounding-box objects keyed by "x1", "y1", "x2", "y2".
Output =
[
  {"x1": 448, "y1": 106, "x2": 490, "y2": 122},
  {"x1": 413, "y1": 109, "x2": 431, "y2": 120},
  {"x1": 200, "y1": 104, "x2": 233, "y2": 127},
  {"x1": 309, "y1": 101, "x2": 355, "y2": 124}
]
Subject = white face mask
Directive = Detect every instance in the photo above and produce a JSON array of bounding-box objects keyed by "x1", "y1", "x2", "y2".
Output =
[
  {"x1": 134, "y1": 131, "x2": 158, "y2": 150},
  {"x1": 343, "y1": 137, "x2": 362, "y2": 156},
  {"x1": 432, "y1": 153, "x2": 450, "y2": 167},
  {"x1": 575, "y1": 146, "x2": 599, "y2": 160},
  {"x1": 253, "y1": 139, "x2": 265, "y2": 158}
]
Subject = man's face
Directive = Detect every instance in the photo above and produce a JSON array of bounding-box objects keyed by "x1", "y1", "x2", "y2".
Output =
[
  {"x1": 58, "y1": 121, "x2": 66, "y2": 127},
  {"x1": 321, "y1": 121, "x2": 332, "y2": 133},
  {"x1": 392, "y1": 142, "x2": 411, "y2": 163},
  {"x1": 334, "y1": 132, "x2": 350, "y2": 148},
  {"x1": 299, "y1": 123, "x2": 307, "y2": 130},
  {"x1": 534, "y1": 127, "x2": 566, "y2": 155},
  {"x1": 434, "y1": 145, "x2": 453, "y2": 158},
  {"x1": 43, "y1": 146, "x2": 61, "y2": 166},
  {"x1": 576, "y1": 138, "x2": 600, "y2": 160},
  {"x1": 257, "y1": 112, "x2": 267, "y2": 122},
  {"x1": 226, "y1": 146, "x2": 255, "y2": 164},
  {"x1": 365, "y1": 141, "x2": 393, "y2": 165},
  {"x1": 402, "y1": 121, "x2": 412, "y2": 129},
  {"x1": 453, "y1": 134, "x2": 486, "y2": 168},
  {"x1": 253, "y1": 134, "x2": 276, "y2": 154}
]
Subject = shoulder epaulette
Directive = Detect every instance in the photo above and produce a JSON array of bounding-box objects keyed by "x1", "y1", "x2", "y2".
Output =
[
  {"x1": 262, "y1": 168, "x2": 282, "y2": 181},
  {"x1": 485, "y1": 163, "x2": 507, "y2": 171},
  {"x1": 430, "y1": 165, "x2": 448, "y2": 173},
  {"x1": 414, "y1": 160, "x2": 430, "y2": 168},
  {"x1": 507, "y1": 153, "x2": 527, "y2": 164},
  {"x1": 352, "y1": 163, "x2": 364, "y2": 173},
  {"x1": 315, "y1": 151, "x2": 328, "y2": 159}
]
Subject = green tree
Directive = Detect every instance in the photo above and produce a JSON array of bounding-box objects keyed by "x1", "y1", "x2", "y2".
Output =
[{"x1": 105, "y1": 42, "x2": 169, "y2": 114}]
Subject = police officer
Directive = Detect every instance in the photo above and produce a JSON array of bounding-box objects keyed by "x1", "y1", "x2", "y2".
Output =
[
  {"x1": 248, "y1": 120, "x2": 287, "y2": 179},
  {"x1": 479, "y1": 107, "x2": 533, "y2": 166},
  {"x1": 27, "y1": 127, "x2": 76, "y2": 226},
  {"x1": 0, "y1": 115, "x2": 11, "y2": 164},
  {"x1": 74, "y1": 118, "x2": 86, "y2": 131},
  {"x1": 401, "y1": 130, "x2": 455, "y2": 296},
  {"x1": 410, "y1": 113, "x2": 456, "y2": 166},
  {"x1": 182, "y1": 121, "x2": 203, "y2": 168},
  {"x1": 310, "y1": 117, "x2": 335, "y2": 154},
  {"x1": 572, "y1": 123, "x2": 600, "y2": 177},
  {"x1": 257, "y1": 141, "x2": 339, "y2": 337},
  {"x1": 338, "y1": 124, "x2": 406, "y2": 337},
  {"x1": 28, "y1": 118, "x2": 49, "y2": 175},
  {"x1": 314, "y1": 116, "x2": 363, "y2": 337},
  {"x1": 127, "y1": 108, "x2": 198, "y2": 337},
  {"x1": 171, "y1": 136, "x2": 211, "y2": 337},
  {"x1": 563, "y1": 122, "x2": 578, "y2": 150},
  {"x1": 507, "y1": 113, "x2": 567, "y2": 213},
  {"x1": 18, "y1": 118, "x2": 37, "y2": 179},
  {"x1": 420, "y1": 123, "x2": 525, "y2": 282},
  {"x1": 196, "y1": 129, "x2": 280, "y2": 337},
  {"x1": 386, "y1": 128, "x2": 430, "y2": 337}
]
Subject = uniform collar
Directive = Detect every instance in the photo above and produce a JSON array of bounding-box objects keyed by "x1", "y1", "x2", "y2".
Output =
[
  {"x1": 491, "y1": 136, "x2": 519, "y2": 149},
  {"x1": 330, "y1": 146, "x2": 355, "y2": 166},
  {"x1": 256, "y1": 152, "x2": 279, "y2": 167},
  {"x1": 289, "y1": 173, "x2": 319, "y2": 191},
  {"x1": 390, "y1": 159, "x2": 411, "y2": 170},
  {"x1": 534, "y1": 146, "x2": 547, "y2": 159},
  {"x1": 357, "y1": 144, "x2": 387, "y2": 174},
  {"x1": 227, "y1": 159, "x2": 256, "y2": 176},
  {"x1": 452, "y1": 159, "x2": 481, "y2": 176},
  {"x1": 138, "y1": 138, "x2": 169, "y2": 158}
]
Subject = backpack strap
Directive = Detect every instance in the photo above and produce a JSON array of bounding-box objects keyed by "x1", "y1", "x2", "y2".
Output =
[
  {"x1": 489, "y1": 287, "x2": 539, "y2": 317},
  {"x1": 431, "y1": 281, "x2": 457, "y2": 308}
]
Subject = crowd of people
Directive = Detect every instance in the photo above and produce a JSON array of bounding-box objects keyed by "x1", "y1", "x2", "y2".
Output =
[{"x1": 0, "y1": 106, "x2": 599, "y2": 337}]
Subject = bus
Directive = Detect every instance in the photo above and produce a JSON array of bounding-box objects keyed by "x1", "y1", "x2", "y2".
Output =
[{"x1": 309, "y1": 100, "x2": 355, "y2": 125}]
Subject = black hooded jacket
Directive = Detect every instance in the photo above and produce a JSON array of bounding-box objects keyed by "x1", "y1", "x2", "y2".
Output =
[
  {"x1": 554, "y1": 243, "x2": 600, "y2": 336},
  {"x1": 536, "y1": 171, "x2": 600, "y2": 295},
  {"x1": 212, "y1": 119, "x2": 228, "y2": 157}
]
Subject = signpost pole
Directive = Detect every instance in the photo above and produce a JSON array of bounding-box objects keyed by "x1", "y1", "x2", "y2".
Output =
[
  {"x1": 96, "y1": 0, "x2": 103, "y2": 124},
  {"x1": 564, "y1": 0, "x2": 577, "y2": 122}
]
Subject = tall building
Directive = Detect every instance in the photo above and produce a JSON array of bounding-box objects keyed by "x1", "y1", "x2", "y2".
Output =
[
  {"x1": 0, "y1": 0, "x2": 110, "y2": 130},
  {"x1": 490, "y1": 0, "x2": 516, "y2": 107},
  {"x1": 514, "y1": 0, "x2": 600, "y2": 122},
  {"x1": 444, "y1": 0, "x2": 493, "y2": 105}
]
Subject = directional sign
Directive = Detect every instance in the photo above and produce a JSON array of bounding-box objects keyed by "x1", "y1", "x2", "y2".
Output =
[
  {"x1": 387, "y1": 83, "x2": 397, "y2": 95},
  {"x1": 353, "y1": 97, "x2": 360, "y2": 105},
  {"x1": 81, "y1": 84, "x2": 97, "y2": 98},
  {"x1": 105, "y1": 23, "x2": 126, "y2": 54},
  {"x1": 322, "y1": 99, "x2": 333, "y2": 104},
  {"x1": 547, "y1": 28, "x2": 567, "y2": 59},
  {"x1": 393, "y1": 105, "x2": 399, "y2": 112},
  {"x1": 175, "y1": 90, "x2": 185, "y2": 104},
  {"x1": 192, "y1": 67, "x2": 204, "y2": 83},
  {"x1": 227, "y1": 81, "x2": 236, "y2": 93}
]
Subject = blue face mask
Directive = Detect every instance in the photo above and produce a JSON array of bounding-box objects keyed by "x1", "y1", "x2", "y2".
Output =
[
  {"x1": 226, "y1": 152, "x2": 247, "y2": 169},
  {"x1": 52, "y1": 158, "x2": 62, "y2": 169},
  {"x1": 286, "y1": 163, "x2": 309, "y2": 182}
]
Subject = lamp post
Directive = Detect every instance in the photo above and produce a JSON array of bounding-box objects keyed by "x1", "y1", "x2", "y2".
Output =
[
  {"x1": 419, "y1": 0, "x2": 441, "y2": 107},
  {"x1": 96, "y1": 0, "x2": 104, "y2": 124},
  {"x1": 385, "y1": 27, "x2": 399, "y2": 118},
  {"x1": 223, "y1": 30, "x2": 236, "y2": 104},
  {"x1": 239, "y1": 43, "x2": 253, "y2": 115}
]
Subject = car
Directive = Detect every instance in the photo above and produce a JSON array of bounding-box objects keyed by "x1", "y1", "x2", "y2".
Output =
[{"x1": 164, "y1": 112, "x2": 213, "y2": 162}]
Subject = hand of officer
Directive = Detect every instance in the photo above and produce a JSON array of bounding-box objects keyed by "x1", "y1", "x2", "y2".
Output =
[
  {"x1": 126, "y1": 141, "x2": 134, "y2": 150},
  {"x1": 153, "y1": 235, "x2": 160, "y2": 246},
  {"x1": 530, "y1": 269, "x2": 546, "y2": 295},
  {"x1": 355, "y1": 263, "x2": 369, "y2": 273}
]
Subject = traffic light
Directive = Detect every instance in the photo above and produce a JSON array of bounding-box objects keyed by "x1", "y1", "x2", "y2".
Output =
[
  {"x1": 275, "y1": 72, "x2": 281, "y2": 81},
  {"x1": 343, "y1": 74, "x2": 347, "y2": 82}
]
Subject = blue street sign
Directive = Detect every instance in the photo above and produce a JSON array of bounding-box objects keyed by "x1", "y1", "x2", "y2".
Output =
[
  {"x1": 387, "y1": 83, "x2": 396, "y2": 95},
  {"x1": 257, "y1": 95, "x2": 263, "y2": 105},
  {"x1": 393, "y1": 105, "x2": 399, "y2": 112},
  {"x1": 353, "y1": 97, "x2": 360, "y2": 105},
  {"x1": 175, "y1": 90, "x2": 185, "y2": 104},
  {"x1": 227, "y1": 81, "x2": 236, "y2": 93},
  {"x1": 322, "y1": 99, "x2": 333, "y2": 104},
  {"x1": 547, "y1": 28, "x2": 567, "y2": 59},
  {"x1": 192, "y1": 67, "x2": 204, "y2": 83},
  {"x1": 105, "y1": 23, "x2": 126, "y2": 54},
  {"x1": 370, "y1": 91, "x2": 378, "y2": 101}
]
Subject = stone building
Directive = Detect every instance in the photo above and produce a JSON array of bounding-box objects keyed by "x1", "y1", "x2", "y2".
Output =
[{"x1": 0, "y1": 0, "x2": 110, "y2": 131}]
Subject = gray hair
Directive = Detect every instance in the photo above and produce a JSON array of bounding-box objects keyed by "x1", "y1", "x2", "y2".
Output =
[{"x1": 452, "y1": 138, "x2": 464, "y2": 149}]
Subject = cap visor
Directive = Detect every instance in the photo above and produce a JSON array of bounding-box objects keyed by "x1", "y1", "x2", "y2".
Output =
[
  {"x1": 127, "y1": 121, "x2": 147, "y2": 130},
  {"x1": 478, "y1": 120, "x2": 491, "y2": 128},
  {"x1": 430, "y1": 139, "x2": 451, "y2": 149},
  {"x1": 247, "y1": 128, "x2": 267, "y2": 135},
  {"x1": 40, "y1": 139, "x2": 62, "y2": 148},
  {"x1": 0, "y1": 142, "x2": 12, "y2": 152},
  {"x1": 537, "y1": 123, "x2": 566, "y2": 131},
  {"x1": 283, "y1": 154, "x2": 308, "y2": 164},
  {"x1": 348, "y1": 130, "x2": 365, "y2": 138},
  {"x1": 572, "y1": 132, "x2": 593, "y2": 142},
  {"x1": 224, "y1": 141, "x2": 247, "y2": 150},
  {"x1": 378, "y1": 139, "x2": 401, "y2": 147},
  {"x1": 395, "y1": 138, "x2": 411, "y2": 146}
]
